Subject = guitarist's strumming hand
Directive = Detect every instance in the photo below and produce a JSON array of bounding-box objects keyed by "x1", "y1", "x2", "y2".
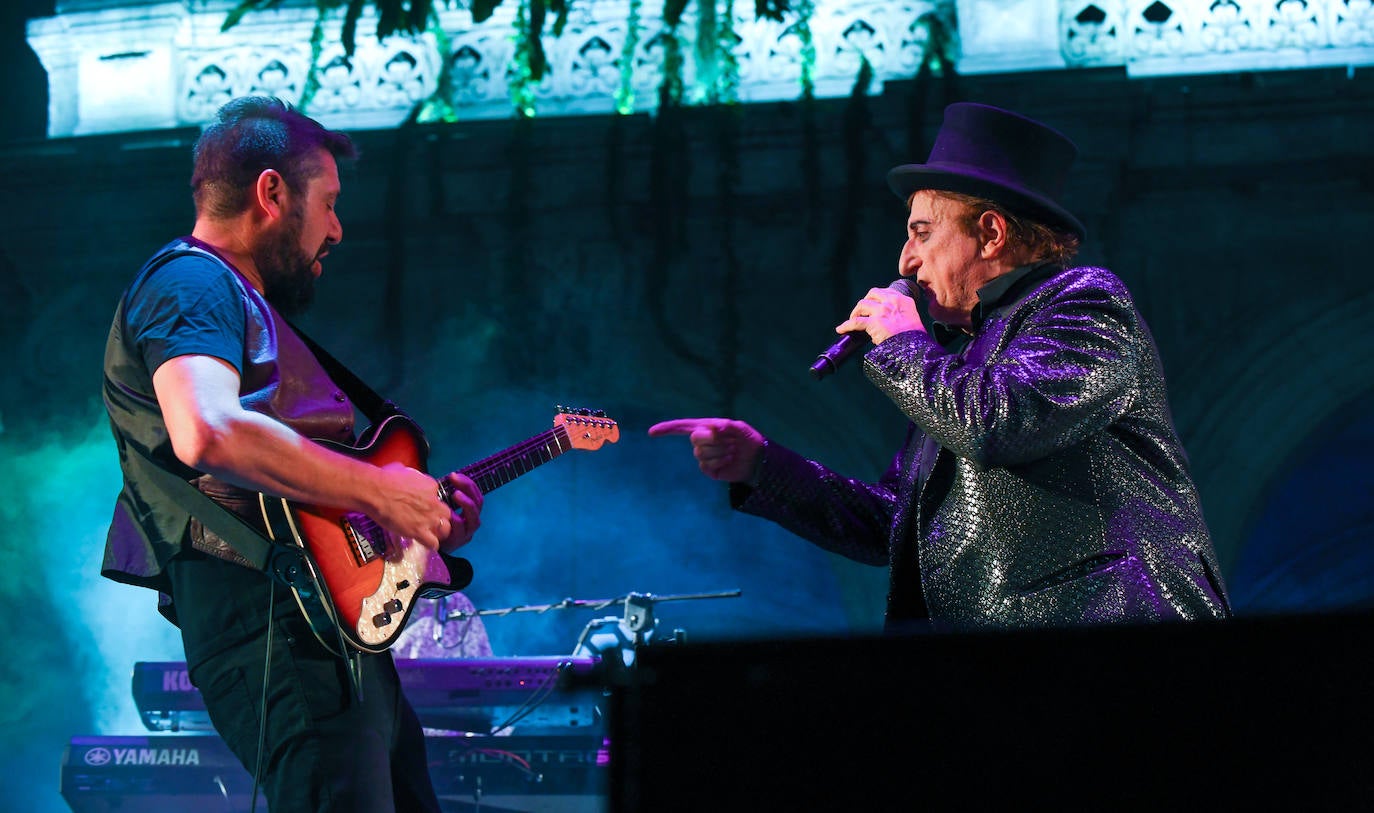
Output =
[{"x1": 371, "y1": 462, "x2": 483, "y2": 553}]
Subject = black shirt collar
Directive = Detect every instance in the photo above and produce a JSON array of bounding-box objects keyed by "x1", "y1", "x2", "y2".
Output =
[{"x1": 929, "y1": 262, "x2": 1061, "y2": 348}]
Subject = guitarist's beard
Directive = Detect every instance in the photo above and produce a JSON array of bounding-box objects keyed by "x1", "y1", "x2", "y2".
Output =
[{"x1": 255, "y1": 203, "x2": 319, "y2": 318}]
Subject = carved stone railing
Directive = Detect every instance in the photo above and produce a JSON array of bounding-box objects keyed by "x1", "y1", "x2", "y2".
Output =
[
  {"x1": 24, "y1": 0, "x2": 1374, "y2": 138},
  {"x1": 956, "y1": 0, "x2": 1374, "y2": 73},
  {"x1": 1056, "y1": 0, "x2": 1374, "y2": 75},
  {"x1": 25, "y1": 0, "x2": 948, "y2": 137}
]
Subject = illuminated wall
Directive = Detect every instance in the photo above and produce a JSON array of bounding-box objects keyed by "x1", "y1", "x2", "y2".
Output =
[{"x1": 25, "y1": 0, "x2": 1374, "y2": 137}]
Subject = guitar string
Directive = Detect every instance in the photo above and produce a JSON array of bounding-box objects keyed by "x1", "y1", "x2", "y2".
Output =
[
  {"x1": 462, "y1": 425, "x2": 572, "y2": 474},
  {"x1": 462, "y1": 423, "x2": 612, "y2": 484}
]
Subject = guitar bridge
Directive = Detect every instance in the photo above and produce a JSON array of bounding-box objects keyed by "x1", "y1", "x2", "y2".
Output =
[{"x1": 342, "y1": 513, "x2": 386, "y2": 567}]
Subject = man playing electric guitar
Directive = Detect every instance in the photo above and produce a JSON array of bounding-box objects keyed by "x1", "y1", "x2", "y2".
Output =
[{"x1": 101, "y1": 97, "x2": 481, "y2": 812}]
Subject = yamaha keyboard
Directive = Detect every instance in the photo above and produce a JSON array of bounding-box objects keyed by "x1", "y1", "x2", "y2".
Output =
[
  {"x1": 62, "y1": 732, "x2": 610, "y2": 813},
  {"x1": 134, "y1": 656, "x2": 605, "y2": 734}
]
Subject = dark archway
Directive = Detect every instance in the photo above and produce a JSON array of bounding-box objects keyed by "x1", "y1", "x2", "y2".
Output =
[{"x1": 1229, "y1": 387, "x2": 1374, "y2": 615}]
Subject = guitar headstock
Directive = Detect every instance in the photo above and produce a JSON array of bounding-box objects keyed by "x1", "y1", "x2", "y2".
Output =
[{"x1": 554, "y1": 406, "x2": 620, "y2": 450}]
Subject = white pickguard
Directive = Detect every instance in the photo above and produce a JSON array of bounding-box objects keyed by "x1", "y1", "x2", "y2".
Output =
[{"x1": 354, "y1": 533, "x2": 453, "y2": 647}]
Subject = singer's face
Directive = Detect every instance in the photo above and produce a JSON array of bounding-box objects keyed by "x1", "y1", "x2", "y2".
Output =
[{"x1": 899, "y1": 191, "x2": 998, "y2": 328}]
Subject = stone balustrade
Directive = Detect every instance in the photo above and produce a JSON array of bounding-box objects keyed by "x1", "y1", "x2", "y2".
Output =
[{"x1": 23, "y1": 0, "x2": 1374, "y2": 137}]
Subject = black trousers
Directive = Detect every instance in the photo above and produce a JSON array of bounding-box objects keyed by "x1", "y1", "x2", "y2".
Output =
[{"x1": 167, "y1": 551, "x2": 441, "y2": 813}]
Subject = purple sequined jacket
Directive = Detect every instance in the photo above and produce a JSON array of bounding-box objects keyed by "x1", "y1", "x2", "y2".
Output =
[{"x1": 735, "y1": 266, "x2": 1231, "y2": 630}]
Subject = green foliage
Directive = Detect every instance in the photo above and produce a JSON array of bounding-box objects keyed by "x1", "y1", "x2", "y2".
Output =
[
  {"x1": 471, "y1": 0, "x2": 503, "y2": 23},
  {"x1": 527, "y1": 0, "x2": 548, "y2": 81},
  {"x1": 299, "y1": 6, "x2": 329, "y2": 110},
  {"x1": 222, "y1": 0, "x2": 842, "y2": 119},
  {"x1": 793, "y1": 0, "x2": 815, "y2": 98},
  {"x1": 754, "y1": 0, "x2": 789, "y2": 23},
  {"x1": 663, "y1": 0, "x2": 691, "y2": 28},
  {"x1": 549, "y1": 0, "x2": 570, "y2": 36},
  {"x1": 916, "y1": 9, "x2": 958, "y2": 74},
  {"x1": 418, "y1": 14, "x2": 460, "y2": 122},
  {"x1": 343, "y1": 0, "x2": 366, "y2": 55},
  {"x1": 614, "y1": 0, "x2": 644, "y2": 114},
  {"x1": 715, "y1": 0, "x2": 740, "y2": 104},
  {"x1": 221, "y1": 0, "x2": 279, "y2": 32},
  {"x1": 509, "y1": 0, "x2": 538, "y2": 117},
  {"x1": 224, "y1": 0, "x2": 441, "y2": 56}
]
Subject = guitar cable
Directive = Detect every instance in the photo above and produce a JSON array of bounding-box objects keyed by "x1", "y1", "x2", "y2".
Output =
[
  {"x1": 213, "y1": 775, "x2": 233, "y2": 812},
  {"x1": 246, "y1": 554, "x2": 364, "y2": 813},
  {"x1": 248, "y1": 580, "x2": 277, "y2": 813}
]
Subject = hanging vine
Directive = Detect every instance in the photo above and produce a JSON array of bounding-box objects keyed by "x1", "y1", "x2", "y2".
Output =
[
  {"x1": 417, "y1": 13, "x2": 459, "y2": 123},
  {"x1": 906, "y1": 7, "x2": 961, "y2": 165},
  {"x1": 508, "y1": 0, "x2": 538, "y2": 117},
  {"x1": 223, "y1": 0, "x2": 829, "y2": 120},
  {"x1": 224, "y1": 0, "x2": 437, "y2": 56},
  {"x1": 660, "y1": 0, "x2": 689, "y2": 109},
  {"x1": 794, "y1": 0, "x2": 819, "y2": 233},
  {"x1": 694, "y1": 0, "x2": 718, "y2": 102},
  {"x1": 296, "y1": 1, "x2": 330, "y2": 112},
  {"x1": 794, "y1": 0, "x2": 815, "y2": 99},
  {"x1": 614, "y1": 0, "x2": 644, "y2": 114},
  {"x1": 713, "y1": 0, "x2": 741, "y2": 105}
]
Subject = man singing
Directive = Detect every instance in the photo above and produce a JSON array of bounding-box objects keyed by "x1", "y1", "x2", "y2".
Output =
[{"x1": 651, "y1": 102, "x2": 1231, "y2": 631}]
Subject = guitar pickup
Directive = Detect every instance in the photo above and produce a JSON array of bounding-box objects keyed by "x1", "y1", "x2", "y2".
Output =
[{"x1": 342, "y1": 514, "x2": 384, "y2": 567}]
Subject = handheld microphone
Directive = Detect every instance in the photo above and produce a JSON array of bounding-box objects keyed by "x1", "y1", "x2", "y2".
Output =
[{"x1": 809, "y1": 278, "x2": 919, "y2": 381}]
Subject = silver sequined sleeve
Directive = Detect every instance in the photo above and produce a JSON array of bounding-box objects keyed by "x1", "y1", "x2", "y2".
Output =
[
  {"x1": 731, "y1": 436, "x2": 908, "y2": 566},
  {"x1": 865, "y1": 270, "x2": 1140, "y2": 468}
]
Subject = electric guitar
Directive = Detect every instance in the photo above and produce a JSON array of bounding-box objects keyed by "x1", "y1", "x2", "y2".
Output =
[{"x1": 258, "y1": 408, "x2": 620, "y2": 654}]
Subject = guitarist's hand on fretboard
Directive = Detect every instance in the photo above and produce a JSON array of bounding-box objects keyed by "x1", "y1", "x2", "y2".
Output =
[
  {"x1": 369, "y1": 462, "x2": 483, "y2": 552},
  {"x1": 437, "y1": 471, "x2": 484, "y2": 553}
]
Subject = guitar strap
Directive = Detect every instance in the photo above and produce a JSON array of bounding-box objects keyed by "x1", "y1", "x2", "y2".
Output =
[
  {"x1": 123, "y1": 444, "x2": 313, "y2": 588},
  {"x1": 286, "y1": 323, "x2": 406, "y2": 426}
]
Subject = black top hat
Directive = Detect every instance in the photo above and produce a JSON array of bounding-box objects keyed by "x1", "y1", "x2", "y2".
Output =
[{"x1": 886, "y1": 103, "x2": 1086, "y2": 240}]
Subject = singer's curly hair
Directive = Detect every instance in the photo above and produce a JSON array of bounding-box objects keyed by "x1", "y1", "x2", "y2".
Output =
[
  {"x1": 191, "y1": 96, "x2": 358, "y2": 219},
  {"x1": 932, "y1": 191, "x2": 1081, "y2": 266}
]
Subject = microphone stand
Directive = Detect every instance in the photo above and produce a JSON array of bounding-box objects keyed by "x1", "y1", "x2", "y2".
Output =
[
  {"x1": 435, "y1": 589, "x2": 743, "y2": 623},
  {"x1": 438, "y1": 590, "x2": 744, "y2": 683}
]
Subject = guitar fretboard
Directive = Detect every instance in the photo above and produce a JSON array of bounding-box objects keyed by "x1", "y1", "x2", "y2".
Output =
[{"x1": 459, "y1": 427, "x2": 571, "y2": 494}]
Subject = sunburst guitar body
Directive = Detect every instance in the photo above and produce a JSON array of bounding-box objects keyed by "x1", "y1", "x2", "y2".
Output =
[{"x1": 258, "y1": 409, "x2": 619, "y2": 654}]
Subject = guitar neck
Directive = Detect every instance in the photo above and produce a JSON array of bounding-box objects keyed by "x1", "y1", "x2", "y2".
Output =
[{"x1": 458, "y1": 426, "x2": 574, "y2": 494}]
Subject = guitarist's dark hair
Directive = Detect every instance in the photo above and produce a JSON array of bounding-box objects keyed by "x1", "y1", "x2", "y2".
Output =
[{"x1": 191, "y1": 96, "x2": 358, "y2": 219}]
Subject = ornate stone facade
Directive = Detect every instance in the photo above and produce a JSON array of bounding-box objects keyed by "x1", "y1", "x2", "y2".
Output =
[
  {"x1": 25, "y1": 0, "x2": 950, "y2": 136},
  {"x1": 27, "y1": 1, "x2": 1373, "y2": 138},
  {"x1": 1059, "y1": 0, "x2": 1374, "y2": 74}
]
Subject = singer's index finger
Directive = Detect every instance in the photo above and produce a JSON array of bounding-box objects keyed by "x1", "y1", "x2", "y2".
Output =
[{"x1": 648, "y1": 418, "x2": 715, "y2": 437}]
